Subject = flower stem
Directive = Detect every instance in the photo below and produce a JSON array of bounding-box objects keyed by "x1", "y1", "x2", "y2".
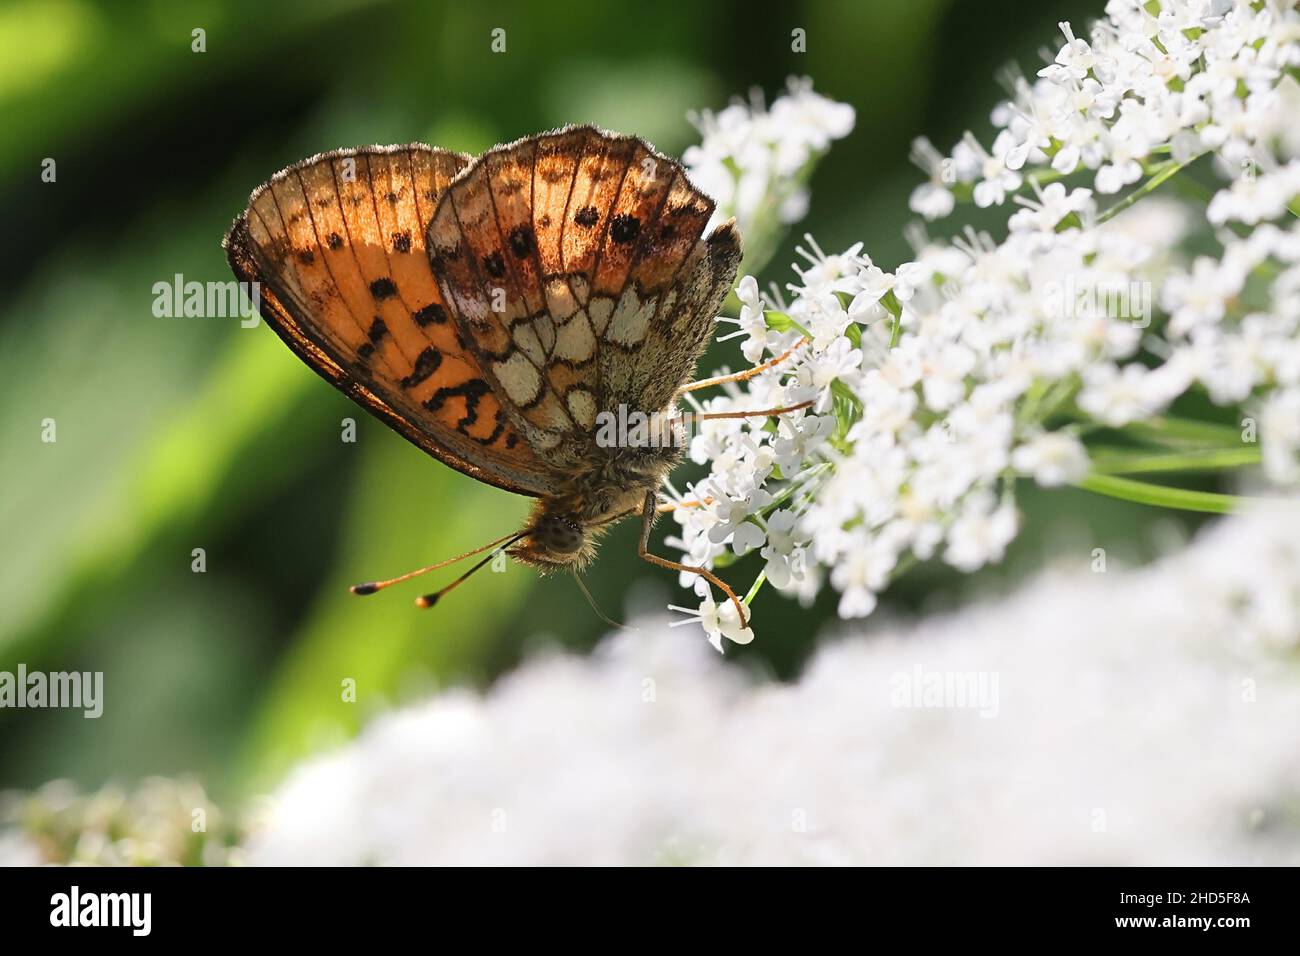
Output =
[
  {"x1": 1074, "y1": 473, "x2": 1247, "y2": 513},
  {"x1": 1087, "y1": 446, "x2": 1261, "y2": 474},
  {"x1": 1027, "y1": 168, "x2": 1067, "y2": 189},
  {"x1": 742, "y1": 573, "x2": 767, "y2": 606},
  {"x1": 1095, "y1": 152, "x2": 1207, "y2": 225},
  {"x1": 1120, "y1": 416, "x2": 1246, "y2": 447},
  {"x1": 880, "y1": 290, "x2": 904, "y2": 347}
]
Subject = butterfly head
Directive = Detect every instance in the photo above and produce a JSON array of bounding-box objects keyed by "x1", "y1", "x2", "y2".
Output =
[{"x1": 511, "y1": 510, "x2": 594, "y2": 569}]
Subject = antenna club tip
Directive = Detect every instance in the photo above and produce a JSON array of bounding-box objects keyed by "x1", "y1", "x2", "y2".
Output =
[
  {"x1": 350, "y1": 583, "x2": 380, "y2": 596},
  {"x1": 415, "y1": 593, "x2": 439, "y2": 609}
]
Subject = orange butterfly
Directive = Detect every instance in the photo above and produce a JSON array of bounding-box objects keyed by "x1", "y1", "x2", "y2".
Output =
[{"x1": 224, "y1": 127, "x2": 805, "y2": 625}]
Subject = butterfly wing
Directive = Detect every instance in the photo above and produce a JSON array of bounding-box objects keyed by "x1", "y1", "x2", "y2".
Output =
[
  {"x1": 425, "y1": 126, "x2": 741, "y2": 467},
  {"x1": 224, "y1": 145, "x2": 566, "y2": 497}
]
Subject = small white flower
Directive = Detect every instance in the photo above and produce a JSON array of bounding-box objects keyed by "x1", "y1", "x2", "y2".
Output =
[
  {"x1": 730, "y1": 520, "x2": 766, "y2": 557},
  {"x1": 967, "y1": 131, "x2": 1024, "y2": 207},
  {"x1": 760, "y1": 509, "x2": 804, "y2": 589},
  {"x1": 1207, "y1": 160, "x2": 1300, "y2": 226},
  {"x1": 910, "y1": 180, "x2": 956, "y2": 221},
  {"x1": 773, "y1": 414, "x2": 835, "y2": 473},
  {"x1": 669, "y1": 592, "x2": 755, "y2": 651},
  {"x1": 908, "y1": 136, "x2": 957, "y2": 220},
  {"x1": 1260, "y1": 388, "x2": 1300, "y2": 484},
  {"x1": 706, "y1": 484, "x2": 773, "y2": 546},
  {"x1": 1078, "y1": 363, "x2": 1165, "y2": 426},
  {"x1": 717, "y1": 274, "x2": 775, "y2": 364},
  {"x1": 1011, "y1": 432, "x2": 1090, "y2": 487},
  {"x1": 944, "y1": 498, "x2": 1019, "y2": 573},
  {"x1": 1161, "y1": 256, "x2": 1240, "y2": 337},
  {"x1": 797, "y1": 336, "x2": 863, "y2": 392},
  {"x1": 829, "y1": 530, "x2": 899, "y2": 618},
  {"x1": 1095, "y1": 152, "x2": 1143, "y2": 195},
  {"x1": 1009, "y1": 183, "x2": 1095, "y2": 232},
  {"x1": 1041, "y1": 21, "x2": 1097, "y2": 82}
]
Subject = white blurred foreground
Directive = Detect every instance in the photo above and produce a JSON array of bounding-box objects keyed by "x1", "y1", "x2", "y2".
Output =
[{"x1": 247, "y1": 507, "x2": 1300, "y2": 866}]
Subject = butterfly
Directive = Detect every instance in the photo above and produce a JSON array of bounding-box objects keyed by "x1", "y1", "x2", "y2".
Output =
[{"x1": 223, "y1": 127, "x2": 806, "y2": 625}]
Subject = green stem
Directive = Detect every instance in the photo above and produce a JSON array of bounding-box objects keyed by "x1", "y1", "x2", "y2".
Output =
[
  {"x1": 881, "y1": 290, "x2": 904, "y2": 347},
  {"x1": 742, "y1": 573, "x2": 767, "y2": 607},
  {"x1": 1074, "y1": 473, "x2": 1249, "y2": 513},
  {"x1": 763, "y1": 463, "x2": 831, "y2": 516},
  {"x1": 1167, "y1": 173, "x2": 1216, "y2": 206},
  {"x1": 1087, "y1": 446, "x2": 1261, "y2": 475},
  {"x1": 1121, "y1": 416, "x2": 1246, "y2": 447},
  {"x1": 1096, "y1": 152, "x2": 1207, "y2": 225},
  {"x1": 891, "y1": 552, "x2": 919, "y2": 581},
  {"x1": 1036, "y1": 375, "x2": 1080, "y2": 424},
  {"x1": 1027, "y1": 168, "x2": 1067, "y2": 189}
]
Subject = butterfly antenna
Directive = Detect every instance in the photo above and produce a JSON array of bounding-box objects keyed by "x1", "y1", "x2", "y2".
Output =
[
  {"x1": 572, "y1": 570, "x2": 634, "y2": 631},
  {"x1": 414, "y1": 534, "x2": 524, "y2": 609},
  {"x1": 350, "y1": 531, "x2": 521, "y2": 596}
]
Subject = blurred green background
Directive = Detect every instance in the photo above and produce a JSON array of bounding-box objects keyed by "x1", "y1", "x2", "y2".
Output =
[{"x1": 2, "y1": 0, "x2": 1190, "y2": 802}]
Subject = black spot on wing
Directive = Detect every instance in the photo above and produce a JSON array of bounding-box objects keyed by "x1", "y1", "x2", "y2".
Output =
[
  {"x1": 477, "y1": 409, "x2": 507, "y2": 446},
  {"x1": 574, "y1": 206, "x2": 599, "y2": 228},
  {"x1": 508, "y1": 225, "x2": 534, "y2": 259},
  {"x1": 610, "y1": 214, "x2": 640, "y2": 244},
  {"x1": 400, "y1": 346, "x2": 442, "y2": 389},
  {"x1": 413, "y1": 303, "x2": 447, "y2": 326},
  {"x1": 392, "y1": 231, "x2": 412, "y2": 253},
  {"x1": 422, "y1": 378, "x2": 492, "y2": 435},
  {"x1": 369, "y1": 278, "x2": 398, "y2": 300}
]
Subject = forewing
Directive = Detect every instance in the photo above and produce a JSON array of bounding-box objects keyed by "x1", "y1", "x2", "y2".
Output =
[{"x1": 223, "y1": 144, "x2": 564, "y2": 497}]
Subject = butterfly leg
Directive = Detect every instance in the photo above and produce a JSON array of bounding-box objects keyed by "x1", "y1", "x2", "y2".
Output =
[
  {"x1": 666, "y1": 399, "x2": 814, "y2": 436},
  {"x1": 689, "y1": 400, "x2": 814, "y2": 423},
  {"x1": 656, "y1": 496, "x2": 714, "y2": 513},
  {"x1": 676, "y1": 338, "x2": 808, "y2": 394},
  {"x1": 637, "y1": 490, "x2": 749, "y2": 629}
]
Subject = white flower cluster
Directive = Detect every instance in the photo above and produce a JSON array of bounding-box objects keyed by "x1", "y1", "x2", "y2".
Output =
[
  {"x1": 683, "y1": 77, "x2": 855, "y2": 260},
  {"x1": 912, "y1": 2, "x2": 1300, "y2": 210},
  {"x1": 242, "y1": 507, "x2": 1300, "y2": 866},
  {"x1": 0, "y1": 777, "x2": 243, "y2": 866},
  {"x1": 671, "y1": 0, "x2": 1300, "y2": 639}
]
